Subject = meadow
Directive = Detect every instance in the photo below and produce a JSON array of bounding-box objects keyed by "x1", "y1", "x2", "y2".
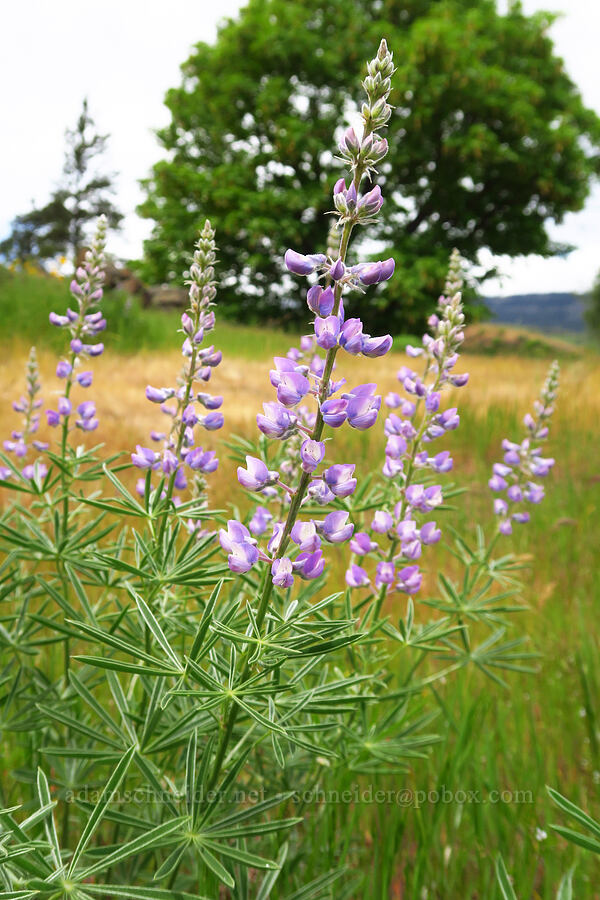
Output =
[{"x1": 1, "y1": 269, "x2": 599, "y2": 897}]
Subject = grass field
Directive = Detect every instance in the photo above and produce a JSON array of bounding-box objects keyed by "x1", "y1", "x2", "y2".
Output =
[{"x1": 1, "y1": 273, "x2": 600, "y2": 897}]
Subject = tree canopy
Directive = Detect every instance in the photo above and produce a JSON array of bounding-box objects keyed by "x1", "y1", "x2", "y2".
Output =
[
  {"x1": 138, "y1": 0, "x2": 600, "y2": 333},
  {"x1": 1, "y1": 99, "x2": 122, "y2": 267}
]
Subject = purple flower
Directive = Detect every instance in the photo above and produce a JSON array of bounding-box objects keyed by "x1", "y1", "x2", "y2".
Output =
[
  {"x1": 197, "y1": 392, "x2": 223, "y2": 410},
  {"x1": 317, "y1": 510, "x2": 354, "y2": 543},
  {"x1": 307, "y1": 285, "x2": 335, "y2": 316},
  {"x1": 430, "y1": 451, "x2": 453, "y2": 473},
  {"x1": 284, "y1": 249, "x2": 326, "y2": 275},
  {"x1": 249, "y1": 506, "x2": 273, "y2": 535},
  {"x1": 346, "y1": 564, "x2": 370, "y2": 588},
  {"x1": 525, "y1": 482, "x2": 545, "y2": 504},
  {"x1": 49, "y1": 312, "x2": 69, "y2": 327},
  {"x1": 320, "y1": 397, "x2": 347, "y2": 428},
  {"x1": 46, "y1": 410, "x2": 60, "y2": 427},
  {"x1": 375, "y1": 561, "x2": 395, "y2": 587},
  {"x1": 323, "y1": 463, "x2": 357, "y2": 498},
  {"x1": 339, "y1": 319, "x2": 365, "y2": 355},
  {"x1": 291, "y1": 520, "x2": 321, "y2": 553},
  {"x1": 353, "y1": 258, "x2": 395, "y2": 285},
  {"x1": 307, "y1": 479, "x2": 336, "y2": 505},
  {"x1": 182, "y1": 404, "x2": 199, "y2": 426},
  {"x1": 57, "y1": 397, "x2": 72, "y2": 416},
  {"x1": 257, "y1": 402, "x2": 297, "y2": 439},
  {"x1": 386, "y1": 435, "x2": 407, "y2": 459},
  {"x1": 237, "y1": 456, "x2": 279, "y2": 491},
  {"x1": 300, "y1": 439, "x2": 325, "y2": 473},
  {"x1": 186, "y1": 447, "x2": 218, "y2": 473},
  {"x1": 372, "y1": 510, "x2": 393, "y2": 533},
  {"x1": 292, "y1": 549, "x2": 325, "y2": 579},
  {"x1": 201, "y1": 412, "x2": 224, "y2": 431},
  {"x1": 146, "y1": 386, "x2": 174, "y2": 404},
  {"x1": 397, "y1": 565, "x2": 422, "y2": 595},
  {"x1": 362, "y1": 334, "x2": 393, "y2": 358},
  {"x1": 56, "y1": 361, "x2": 72, "y2": 378},
  {"x1": 22, "y1": 462, "x2": 48, "y2": 481},
  {"x1": 76, "y1": 400, "x2": 98, "y2": 431},
  {"x1": 272, "y1": 557, "x2": 294, "y2": 588},
  {"x1": 77, "y1": 371, "x2": 93, "y2": 388},
  {"x1": 330, "y1": 258, "x2": 345, "y2": 280},
  {"x1": 344, "y1": 384, "x2": 381, "y2": 430},
  {"x1": 314, "y1": 315, "x2": 341, "y2": 350},
  {"x1": 132, "y1": 445, "x2": 159, "y2": 470},
  {"x1": 350, "y1": 532, "x2": 378, "y2": 555},
  {"x1": 420, "y1": 521, "x2": 441, "y2": 544},
  {"x1": 277, "y1": 371, "x2": 311, "y2": 407},
  {"x1": 228, "y1": 541, "x2": 260, "y2": 574},
  {"x1": 219, "y1": 520, "x2": 256, "y2": 553}
]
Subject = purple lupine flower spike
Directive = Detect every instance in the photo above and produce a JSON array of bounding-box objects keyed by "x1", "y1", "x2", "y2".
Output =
[
  {"x1": 491, "y1": 361, "x2": 559, "y2": 535},
  {"x1": 131, "y1": 220, "x2": 223, "y2": 509}
]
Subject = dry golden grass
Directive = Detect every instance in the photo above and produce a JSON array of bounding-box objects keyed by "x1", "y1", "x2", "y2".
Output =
[{"x1": 2, "y1": 338, "x2": 598, "y2": 453}]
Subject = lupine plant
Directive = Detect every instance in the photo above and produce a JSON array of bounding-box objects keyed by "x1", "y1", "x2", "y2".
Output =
[{"x1": 0, "y1": 40, "x2": 563, "y2": 898}]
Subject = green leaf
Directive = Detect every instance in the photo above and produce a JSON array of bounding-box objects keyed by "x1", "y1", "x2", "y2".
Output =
[
  {"x1": 495, "y1": 854, "x2": 518, "y2": 900},
  {"x1": 79, "y1": 817, "x2": 184, "y2": 878},
  {"x1": 198, "y1": 844, "x2": 234, "y2": 889},
  {"x1": 68, "y1": 745, "x2": 136, "y2": 874},
  {"x1": 35, "y1": 768, "x2": 61, "y2": 869}
]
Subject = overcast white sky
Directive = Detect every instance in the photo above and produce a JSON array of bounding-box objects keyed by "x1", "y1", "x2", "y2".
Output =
[{"x1": 2, "y1": 0, "x2": 598, "y2": 296}]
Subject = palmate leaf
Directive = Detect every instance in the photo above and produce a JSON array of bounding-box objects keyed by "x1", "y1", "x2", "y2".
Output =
[{"x1": 439, "y1": 628, "x2": 538, "y2": 688}]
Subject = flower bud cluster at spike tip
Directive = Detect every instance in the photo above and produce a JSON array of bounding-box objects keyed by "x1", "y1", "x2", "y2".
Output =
[
  {"x1": 1, "y1": 347, "x2": 48, "y2": 483},
  {"x1": 345, "y1": 251, "x2": 469, "y2": 598},
  {"x1": 131, "y1": 220, "x2": 224, "y2": 513},
  {"x1": 490, "y1": 361, "x2": 559, "y2": 535},
  {"x1": 45, "y1": 216, "x2": 107, "y2": 435}
]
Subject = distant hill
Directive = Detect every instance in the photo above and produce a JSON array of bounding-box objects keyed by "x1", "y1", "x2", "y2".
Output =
[{"x1": 482, "y1": 292, "x2": 587, "y2": 334}]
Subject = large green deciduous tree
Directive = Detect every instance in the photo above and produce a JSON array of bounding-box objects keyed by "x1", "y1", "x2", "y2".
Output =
[
  {"x1": 1, "y1": 100, "x2": 122, "y2": 267},
  {"x1": 138, "y1": 0, "x2": 600, "y2": 333}
]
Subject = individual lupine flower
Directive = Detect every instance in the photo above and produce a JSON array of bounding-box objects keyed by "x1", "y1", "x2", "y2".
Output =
[
  {"x1": 491, "y1": 361, "x2": 559, "y2": 535},
  {"x1": 276, "y1": 371, "x2": 311, "y2": 407},
  {"x1": 186, "y1": 447, "x2": 218, "y2": 473},
  {"x1": 315, "y1": 315, "x2": 341, "y2": 350},
  {"x1": 272, "y1": 557, "x2": 294, "y2": 588},
  {"x1": 219, "y1": 520, "x2": 260, "y2": 573},
  {"x1": 350, "y1": 532, "x2": 378, "y2": 555},
  {"x1": 344, "y1": 384, "x2": 381, "y2": 430},
  {"x1": 132, "y1": 446, "x2": 160, "y2": 470},
  {"x1": 292, "y1": 550, "x2": 325, "y2": 579},
  {"x1": 300, "y1": 439, "x2": 325, "y2": 472},
  {"x1": 375, "y1": 562, "x2": 396, "y2": 587},
  {"x1": 349, "y1": 258, "x2": 395, "y2": 286},
  {"x1": 323, "y1": 463, "x2": 357, "y2": 498},
  {"x1": 257, "y1": 402, "x2": 297, "y2": 439},
  {"x1": 396, "y1": 565, "x2": 422, "y2": 595},
  {"x1": 75, "y1": 401, "x2": 98, "y2": 431},
  {"x1": 317, "y1": 511, "x2": 354, "y2": 543},
  {"x1": 237, "y1": 456, "x2": 279, "y2": 492},
  {"x1": 249, "y1": 506, "x2": 273, "y2": 536},
  {"x1": 291, "y1": 520, "x2": 321, "y2": 553},
  {"x1": 307, "y1": 285, "x2": 335, "y2": 316},
  {"x1": 346, "y1": 564, "x2": 370, "y2": 588},
  {"x1": 284, "y1": 250, "x2": 326, "y2": 276}
]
